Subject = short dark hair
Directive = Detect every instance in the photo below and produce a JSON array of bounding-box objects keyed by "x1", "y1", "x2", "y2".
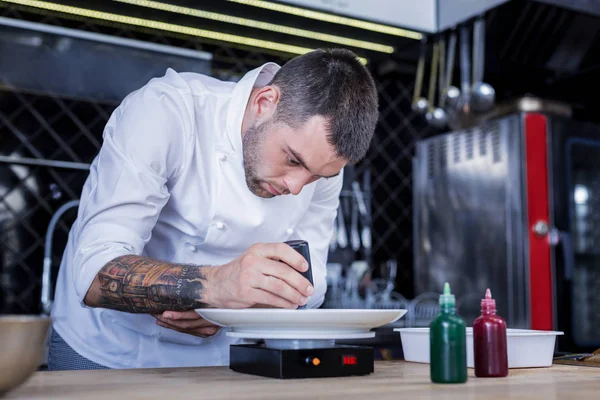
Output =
[{"x1": 269, "y1": 48, "x2": 379, "y2": 164}]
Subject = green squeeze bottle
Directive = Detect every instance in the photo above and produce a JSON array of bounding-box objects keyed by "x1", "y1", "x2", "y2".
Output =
[{"x1": 430, "y1": 282, "x2": 468, "y2": 384}]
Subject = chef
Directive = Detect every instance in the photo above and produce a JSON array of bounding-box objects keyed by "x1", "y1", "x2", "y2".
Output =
[{"x1": 47, "y1": 48, "x2": 379, "y2": 370}]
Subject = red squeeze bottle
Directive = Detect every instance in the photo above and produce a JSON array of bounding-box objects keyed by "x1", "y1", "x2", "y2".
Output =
[{"x1": 473, "y1": 289, "x2": 508, "y2": 377}]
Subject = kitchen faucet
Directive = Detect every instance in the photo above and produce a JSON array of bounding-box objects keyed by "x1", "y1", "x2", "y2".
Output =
[{"x1": 41, "y1": 200, "x2": 79, "y2": 315}]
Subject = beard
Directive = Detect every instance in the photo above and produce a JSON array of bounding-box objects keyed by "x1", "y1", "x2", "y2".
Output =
[{"x1": 242, "y1": 119, "x2": 272, "y2": 198}]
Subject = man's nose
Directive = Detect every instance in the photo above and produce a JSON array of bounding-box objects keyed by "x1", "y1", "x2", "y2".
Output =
[
  {"x1": 286, "y1": 171, "x2": 316, "y2": 195},
  {"x1": 287, "y1": 179, "x2": 304, "y2": 196}
]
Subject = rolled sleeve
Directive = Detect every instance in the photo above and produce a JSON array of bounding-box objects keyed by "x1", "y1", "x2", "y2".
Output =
[
  {"x1": 294, "y1": 171, "x2": 344, "y2": 308},
  {"x1": 71, "y1": 78, "x2": 192, "y2": 303}
]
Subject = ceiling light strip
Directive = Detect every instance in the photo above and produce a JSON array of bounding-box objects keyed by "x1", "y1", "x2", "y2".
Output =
[
  {"x1": 0, "y1": 0, "x2": 367, "y2": 63},
  {"x1": 115, "y1": 0, "x2": 394, "y2": 53},
  {"x1": 228, "y1": 0, "x2": 422, "y2": 40}
]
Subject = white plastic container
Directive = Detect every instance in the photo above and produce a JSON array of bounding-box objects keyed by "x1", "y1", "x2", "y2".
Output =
[{"x1": 395, "y1": 328, "x2": 564, "y2": 368}]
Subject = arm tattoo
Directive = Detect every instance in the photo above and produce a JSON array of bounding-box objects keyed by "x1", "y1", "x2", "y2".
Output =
[{"x1": 96, "y1": 255, "x2": 208, "y2": 313}]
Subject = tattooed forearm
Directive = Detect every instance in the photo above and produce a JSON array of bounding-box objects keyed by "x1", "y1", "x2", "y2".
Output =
[{"x1": 89, "y1": 255, "x2": 209, "y2": 313}]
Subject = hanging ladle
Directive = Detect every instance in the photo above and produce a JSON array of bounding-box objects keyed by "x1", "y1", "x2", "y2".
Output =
[
  {"x1": 430, "y1": 36, "x2": 449, "y2": 129},
  {"x1": 411, "y1": 38, "x2": 429, "y2": 115},
  {"x1": 470, "y1": 15, "x2": 495, "y2": 113},
  {"x1": 425, "y1": 41, "x2": 440, "y2": 127},
  {"x1": 444, "y1": 30, "x2": 460, "y2": 111}
]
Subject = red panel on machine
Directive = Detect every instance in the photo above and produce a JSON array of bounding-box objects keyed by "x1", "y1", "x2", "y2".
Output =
[{"x1": 524, "y1": 113, "x2": 553, "y2": 330}]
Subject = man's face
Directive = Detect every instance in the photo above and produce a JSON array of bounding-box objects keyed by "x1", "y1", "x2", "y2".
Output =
[{"x1": 242, "y1": 114, "x2": 346, "y2": 198}]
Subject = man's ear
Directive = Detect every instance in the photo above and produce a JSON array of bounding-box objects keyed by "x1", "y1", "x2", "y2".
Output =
[{"x1": 252, "y1": 85, "x2": 280, "y2": 123}]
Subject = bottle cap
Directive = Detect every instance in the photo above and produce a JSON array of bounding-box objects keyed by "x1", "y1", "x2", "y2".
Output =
[
  {"x1": 439, "y1": 282, "x2": 455, "y2": 307},
  {"x1": 481, "y1": 288, "x2": 496, "y2": 310}
]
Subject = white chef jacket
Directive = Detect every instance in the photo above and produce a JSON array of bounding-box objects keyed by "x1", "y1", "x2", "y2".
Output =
[{"x1": 51, "y1": 62, "x2": 342, "y2": 369}]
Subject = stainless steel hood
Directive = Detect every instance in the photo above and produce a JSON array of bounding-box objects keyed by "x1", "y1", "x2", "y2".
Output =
[{"x1": 277, "y1": 0, "x2": 510, "y2": 33}]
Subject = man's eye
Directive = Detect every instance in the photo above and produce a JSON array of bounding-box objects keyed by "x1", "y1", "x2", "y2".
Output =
[{"x1": 287, "y1": 157, "x2": 300, "y2": 166}]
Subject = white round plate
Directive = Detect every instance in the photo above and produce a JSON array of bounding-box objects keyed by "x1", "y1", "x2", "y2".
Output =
[
  {"x1": 195, "y1": 308, "x2": 406, "y2": 338},
  {"x1": 225, "y1": 330, "x2": 375, "y2": 340}
]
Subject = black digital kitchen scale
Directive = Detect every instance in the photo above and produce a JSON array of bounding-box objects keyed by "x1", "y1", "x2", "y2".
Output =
[{"x1": 230, "y1": 341, "x2": 374, "y2": 379}]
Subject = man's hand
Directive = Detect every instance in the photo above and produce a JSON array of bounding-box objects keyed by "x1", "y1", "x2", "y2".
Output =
[
  {"x1": 152, "y1": 310, "x2": 221, "y2": 338},
  {"x1": 203, "y1": 242, "x2": 314, "y2": 309}
]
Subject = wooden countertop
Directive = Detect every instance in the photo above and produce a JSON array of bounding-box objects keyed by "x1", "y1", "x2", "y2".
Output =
[{"x1": 6, "y1": 361, "x2": 600, "y2": 400}]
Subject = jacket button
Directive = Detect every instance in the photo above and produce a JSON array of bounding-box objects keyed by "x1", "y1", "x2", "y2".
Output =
[
  {"x1": 286, "y1": 228, "x2": 294, "y2": 235},
  {"x1": 218, "y1": 153, "x2": 227, "y2": 161},
  {"x1": 216, "y1": 221, "x2": 225, "y2": 229},
  {"x1": 187, "y1": 243, "x2": 197, "y2": 252}
]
